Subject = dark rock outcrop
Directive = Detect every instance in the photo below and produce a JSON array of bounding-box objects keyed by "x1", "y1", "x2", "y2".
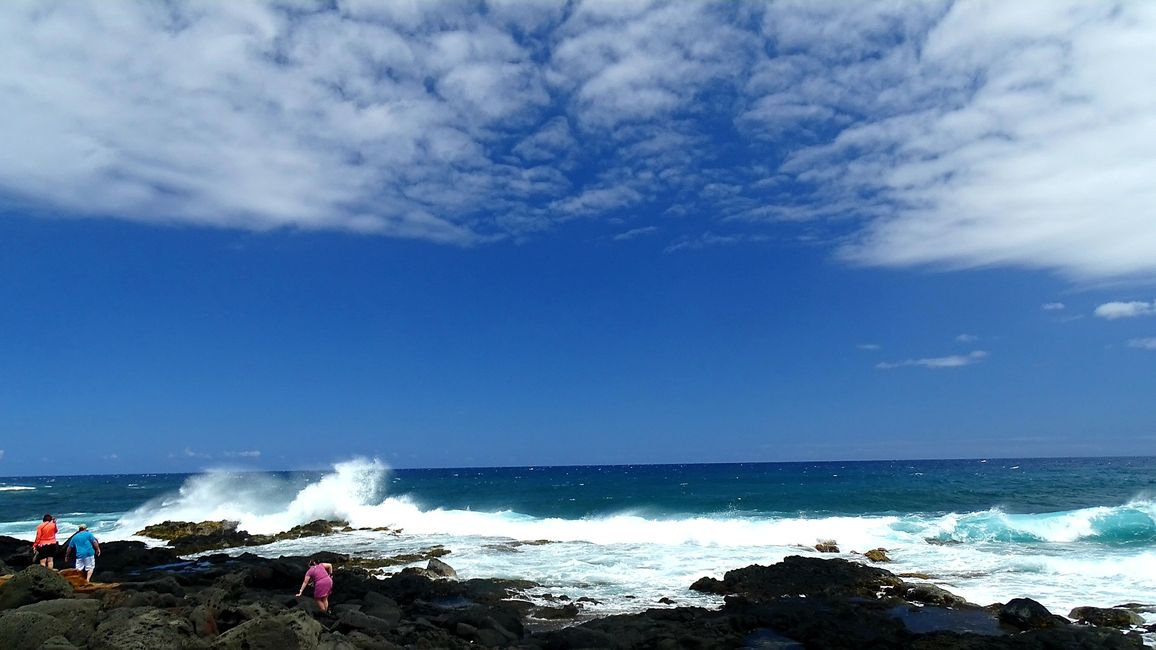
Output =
[
  {"x1": 0, "y1": 544, "x2": 1145, "y2": 650},
  {"x1": 1069, "y1": 605, "x2": 1145, "y2": 628},
  {"x1": 0, "y1": 565, "x2": 75, "y2": 610}
]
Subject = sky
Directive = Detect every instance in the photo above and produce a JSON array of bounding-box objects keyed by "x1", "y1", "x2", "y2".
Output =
[{"x1": 1, "y1": 0, "x2": 1155, "y2": 475}]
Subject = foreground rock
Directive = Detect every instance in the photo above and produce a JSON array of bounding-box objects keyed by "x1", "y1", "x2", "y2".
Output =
[{"x1": 0, "y1": 540, "x2": 1149, "y2": 649}]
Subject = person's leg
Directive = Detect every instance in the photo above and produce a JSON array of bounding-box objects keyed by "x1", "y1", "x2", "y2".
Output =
[
  {"x1": 45, "y1": 556, "x2": 54, "y2": 569},
  {"x1": 315, "y1": 596, "x2": 328, "y2": 613}
]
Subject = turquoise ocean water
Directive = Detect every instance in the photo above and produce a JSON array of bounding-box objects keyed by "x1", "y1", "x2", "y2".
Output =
[{"x1": 3, "y1": 457, "x2": 1155, "y2": 626}]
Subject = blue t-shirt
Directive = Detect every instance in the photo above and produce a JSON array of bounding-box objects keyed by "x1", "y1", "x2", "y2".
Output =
[{"x1": 68, "y1": 530, "x2": 98, "y2": 558}]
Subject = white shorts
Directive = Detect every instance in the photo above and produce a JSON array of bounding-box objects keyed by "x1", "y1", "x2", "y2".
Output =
[{"x1": 75, "y1": 555, "x2": 95, "y2": 572}]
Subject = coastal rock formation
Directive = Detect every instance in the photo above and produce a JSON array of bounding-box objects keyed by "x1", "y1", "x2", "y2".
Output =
[
  {"x1": 0, "y1": 565, "x2": 74, "y2": 610},
  {"x1": 864, "y1": 547, "x2": 891, "y2": 562},
  {"x1": 135, "y1": 519, "x2": 351, "y2": 554},
  {"x1": 1069, "y1": 606, "x2": 1146, "y2": 628},
  {"x1": 0, "y1": 536, "x2": 1148, "y2": 649}
]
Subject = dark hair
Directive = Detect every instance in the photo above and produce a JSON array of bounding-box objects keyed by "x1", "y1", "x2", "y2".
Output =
[{"x1": 43, "y1": 514, "x2": 53, "y2": 522}]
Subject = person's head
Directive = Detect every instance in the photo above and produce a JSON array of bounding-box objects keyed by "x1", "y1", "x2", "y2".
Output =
[
  {"x1": 78, "y1": 524, "x2": 88, "y2": 531},
  {"x1": 43, "y1": 514, "x2": 53, "y2": 522},
  {"x1": 308, "y1": 559, "x2": 317, "y2": 566}
]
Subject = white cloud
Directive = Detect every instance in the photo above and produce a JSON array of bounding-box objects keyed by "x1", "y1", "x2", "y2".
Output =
[
  {"x1": 1127, "y1": 338, "x2": 1156, "y2": 351},
  {"x1": 857, "y1": 343, "x2": 881, "y2": 351},
  {"x1": 0, "y1": 450, "x2": 5, "y2": 460},
  {"x1": 665, "y1": 231, "x2": 769, "y2": 253},
  {"x1": 0, "y1": 1, "x2": 1153, "y2": 282},
  {"x1": 955, "y1": 333, "x2": 978, "y2": 343},
  {"x1": 1094, "y1": 301, "x2": 1156, "y2": 320},
  {"x1": 877, "y1": 350, "x2": 988, "y2": 370},
  {"x1": 613, "y1": 226, "x2": 659, "y2": 241},
  {"x1": 223, "y1": 450, "x2": 262, "y2": 458},
  {"x1": 757, "y1": 1, "x2": 1156, "y2": 281},
  {"x1": 183, "y1": 448, "x2": 211, "y2": 459},
  {"x1": 1042, "y1": 302, "x2": 1066, "y2": 311}
]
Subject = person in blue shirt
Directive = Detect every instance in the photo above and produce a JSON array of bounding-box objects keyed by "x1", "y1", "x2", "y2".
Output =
[{"x1": 65, "y1": 523, "x2": 101, "y2": 582}]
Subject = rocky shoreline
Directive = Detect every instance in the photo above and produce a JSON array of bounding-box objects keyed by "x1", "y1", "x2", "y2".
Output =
[{"x1": 0, "y1": 521, "x2": 1152, "y2": 649}]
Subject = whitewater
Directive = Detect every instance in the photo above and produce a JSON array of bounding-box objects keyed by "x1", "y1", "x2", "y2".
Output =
[{"x1": 2, "y1": 457, "x2": 1155, "y2": 629}]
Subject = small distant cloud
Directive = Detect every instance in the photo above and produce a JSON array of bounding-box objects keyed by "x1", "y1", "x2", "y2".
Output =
[
  {"x1": 0, "y1": 450, "x2": 5, "y2": 461},
  {"x1": 877, "y1": 350, "x2": 988, "y2": 370},
  {"x1": 1128, "y1": 338, "x2": 1156, "y2": 350},
  {"x1": 857, "y1": 344, "x2": 882, "y2": 351},
  {"x1": 664, "y1": 232, "x2": 769, "y2": 253},
  {"x1": 102, "y1": 453, "x2": 118, "y2": 460},
  {"x1": 613, "y1": 226, "x2": 659, "y2": 241},
  {"x1": 1094, "y1": 301, "x2": 1156, "y2": 320},
  {"x1": 955, "y1": 333, "x2": 979, "y2": 343},
  {"x1": 1042, "y1": 302, "x2": 1066, "y2": 311},
  {"x1": 183, "y1": 448, "x2": 211, "y2": 459},
  {"x1": 223, "y1": 450, "x2": 261, "y2": 459}
]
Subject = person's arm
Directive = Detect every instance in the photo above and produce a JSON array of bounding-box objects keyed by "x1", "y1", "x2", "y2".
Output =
[
  {"x1": 322, "y1": 562, "x2": 333, "y2": 575},
  {"x1": 92, "y1": 538, "x2": 101, "y2": 556},
  {"x1": 296, "y1": 572, "x2": 312, "y2": 596}
]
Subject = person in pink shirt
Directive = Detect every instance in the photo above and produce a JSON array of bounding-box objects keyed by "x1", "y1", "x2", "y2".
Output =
[{"x1": 296, "y1": 559, "x2": 334, "y2": 613}]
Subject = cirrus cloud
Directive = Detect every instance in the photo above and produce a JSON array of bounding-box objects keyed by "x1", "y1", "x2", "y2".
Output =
[{"x1": 877, "y1": 350, "x2": 988, "y2": 370}]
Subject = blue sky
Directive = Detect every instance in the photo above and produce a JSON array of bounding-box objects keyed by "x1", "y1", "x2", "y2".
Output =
[{"x1": 1, "y1": 1, "x2": 1155, "y2": 474}]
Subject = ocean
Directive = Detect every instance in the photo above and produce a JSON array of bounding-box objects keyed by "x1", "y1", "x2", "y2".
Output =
[{"x1": 3, "y1": 457, "x2": 1155, "y2": 629}]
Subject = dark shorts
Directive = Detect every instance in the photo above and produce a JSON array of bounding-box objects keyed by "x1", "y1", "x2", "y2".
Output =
[{"x1": 35, "y1": 543, "x2": 59, "y2": 557}]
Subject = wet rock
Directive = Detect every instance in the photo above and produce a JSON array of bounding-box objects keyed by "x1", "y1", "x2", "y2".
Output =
[
  {"x1": 1069, "y1": 605, "x2": 1145, "y2": 628},
  {"x1": 426, "y1": 558, "x2": 457, "y2": 579},
  {"x1": 815, "y1": 540, "x2": 840, "y2": 553},
  {"x1": 535, "y1": 603, "x2": 580, "y2": 619},
  {"x1": 865, "y1": 548, "x2": 892, "y2": 562},
  {"x1": 901, "y1": 582, "x2": 976, "y2": 608},
  {"x1": 690, "y1": 555, "x2": 904, "y2": 601},
  {"x1": 0, "y1": 565, "x2": 74, "y2": 610},
  {"x1": 998, "y1": 597, "x2": 1066, "y2": 630}
]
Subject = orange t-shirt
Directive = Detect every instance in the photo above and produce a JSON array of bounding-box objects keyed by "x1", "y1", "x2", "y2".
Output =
[{"x1": 34, "y1": 520, "x2": 57, "y2": 547}]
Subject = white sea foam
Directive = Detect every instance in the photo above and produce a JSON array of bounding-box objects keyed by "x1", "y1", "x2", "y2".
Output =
[
  {"x1": 106, "y1": 459, "x2": 1156, "y2": 625},
  {"x1": 0, "y1": 486, "x2": 36, "y2": 491}
]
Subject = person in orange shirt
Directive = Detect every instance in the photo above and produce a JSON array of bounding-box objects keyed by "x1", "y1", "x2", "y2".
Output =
[{"x1": 33, "y1": 513, "x2": 59, "y2": 569}]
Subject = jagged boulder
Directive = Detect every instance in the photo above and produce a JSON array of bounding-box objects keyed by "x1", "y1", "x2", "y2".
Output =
[
  {"x1": 90, "y1": 607, "x2": 205, "y2": 650},
  {"x1": 0, "y1": 535, "x2": 34, "y2": 570},
  {"x1": 865, "y1": 548, "x2": 891, "y2": 562},
  {"x1": 0, "y1": 565, "x2": 74, "y2": 610},
  {"x1": 1069, "y1": 605, "x2": 1145, "y2": 628},
  {"x1": 212, "y1": 609, "x2": 323, "y2": 650},
  {"x1": 0, "y1": 610, "x2": 69, "y2": 650},
  {"x1": 11, "y1": 598, "x2": 101, "y2": 646},
  {"x1": 815, "y1": 540, "x2": 840, "y2": 553},
  {"x1": 97, "y1": 541, "x2": 182, "y2": 573},
  {"x1": 690, "y1": 556, "x2": 903, "y2": 601},
  {"x1": 136, "y1": 519, "x2": 348, "y2": 555}
]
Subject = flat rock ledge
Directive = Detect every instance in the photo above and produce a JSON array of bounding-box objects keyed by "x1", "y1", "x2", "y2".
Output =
[{"x1": 0, "y1": 535, "x2": 1151, "y2": 649}]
